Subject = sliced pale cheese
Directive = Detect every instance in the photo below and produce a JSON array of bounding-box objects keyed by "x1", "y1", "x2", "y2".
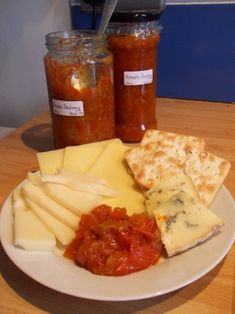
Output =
[
  {"x1": 37, "y1": 148, "x2": 64, "y2": 175},
  {"x1": 13, "y1": 194, "x2": 56, "y2": 251},
  {"x1": 42, "y1": 182, "x2": 103, "y2": 215},
  {"x1": 25, "y1": 198, "x2": 76, "y2": 246},
  {"x1": 88, "y1": 142, "x2": 146, "y2": 215},
  {"x1": 153, "y1": 191, "x2": 223, "y2": 257},
  {"x1": 146, "y1": 172, "x2": 199, "y2": 216},
  {"x1": 27, "y1": 171, "x2": 41, "y2": 186},
  {"x1": 41, "y1": 168, "x2": 116, "y2": 197},
  {"x1": 63, "y1": 138, "x2": 122, "y2": 173},
  {"x1": 12, "y1": 187, "x2": 28, "y2": 214},
  {"x1": 21, "y1": 181, "x2": 80, "y2": 230}
]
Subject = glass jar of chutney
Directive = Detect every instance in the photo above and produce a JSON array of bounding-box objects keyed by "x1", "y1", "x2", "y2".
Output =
[
  {"x1": 107, "y1": 12, "x2": 161, "y2": 142},
  {"x1": 44, "y1": 30, "x2": 115, "y2": 148}
]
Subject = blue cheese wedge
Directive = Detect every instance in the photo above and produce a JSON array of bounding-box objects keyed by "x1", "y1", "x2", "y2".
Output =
[
  {"x1": 145, "y1": 172, "x2": 199, "y2": 216},
  {"x1": 153, "y1": 191, "x2": 223, "y2": 257}
]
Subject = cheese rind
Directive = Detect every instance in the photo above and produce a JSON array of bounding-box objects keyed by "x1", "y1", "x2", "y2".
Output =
[
  {"x1": 153, "y1": 191, "x2": 223, "y2": 257},
  {"x1": 25, "y1": 198, "x2": 76, "y2": 246},
  {"x1": 13, "y1": 194, "x2": 56, "y2": 251},
  {"x1": 21, "y1": 181, "x2": 80, "y2": 230}
]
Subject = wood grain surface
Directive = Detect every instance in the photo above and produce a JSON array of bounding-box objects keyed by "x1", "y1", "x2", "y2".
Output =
[{"x1": 0, "y1": 98, "x2": 234, "y2": 314}]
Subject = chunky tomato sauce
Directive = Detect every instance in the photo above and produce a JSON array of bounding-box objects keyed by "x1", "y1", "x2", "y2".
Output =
[
  {"x1": 64, "y1": 204, "x2": 162, "y2": 276},
  {"x1": 108, "y1": 34, "x2": 160, "y2": 142},
  {"x1": 44, "y1": 54, "x2": 115, "y2": 148}
]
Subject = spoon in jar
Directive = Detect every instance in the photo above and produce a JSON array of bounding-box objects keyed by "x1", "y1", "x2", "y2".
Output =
[{"x1": 98, "y1": 0, "x2": 118, "y2": 34}]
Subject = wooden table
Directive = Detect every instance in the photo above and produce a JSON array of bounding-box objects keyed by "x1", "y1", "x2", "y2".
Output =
[{"x1": 0, "y1": 98, "x2": 234, "y2": 314}]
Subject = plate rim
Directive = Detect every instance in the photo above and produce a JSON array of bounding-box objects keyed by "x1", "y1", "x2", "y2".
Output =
[{"x1": 0, "y1": 183, "x2": 235, "y2": 301}]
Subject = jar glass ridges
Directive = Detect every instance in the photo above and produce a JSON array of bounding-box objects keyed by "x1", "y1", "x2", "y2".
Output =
[{"x1": 44, "y1": 30, "x2": 115, "y2": 148}]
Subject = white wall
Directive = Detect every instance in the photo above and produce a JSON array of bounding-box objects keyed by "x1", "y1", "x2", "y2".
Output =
[{"x1": 0, "y1": 0, "x2": 71, "y2": 127}]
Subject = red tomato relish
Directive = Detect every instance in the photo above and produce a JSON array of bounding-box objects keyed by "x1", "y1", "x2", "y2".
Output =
[{"x1": 64, "y1": 205, "x2": 163, "y2": 276}]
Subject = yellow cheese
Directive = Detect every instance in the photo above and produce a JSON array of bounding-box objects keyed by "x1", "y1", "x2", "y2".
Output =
[
  {"x1": 13, "y1": 194, "x2": 56, "y2": 251},
  {"x1": 42, "y1": 182, "x2": 103, "y2": 215},
  {"x1": 88, "y1": 142, "x2": 145, "y2": 215},
  {"x1": 27, "y1": 171, "x2": 41, "y2": 186},
  {"x1": 25, "y1": 198, "x2": 76, "y2": 246},
  {"x1": 21, "y1": 181, "x2": 80, "y2": 230},
  {"x1": 37, "y1": 148, "x2": 64, "y2": 175},
  {"x1": 63, "y1": 138, "x2": 122, "y2": 173},
  {"x1": 12, "y1": 187, "x2": 27, "y2": 214},
  {"x1": 27, "y1": 169, "x2": 104, "y2": 215}
]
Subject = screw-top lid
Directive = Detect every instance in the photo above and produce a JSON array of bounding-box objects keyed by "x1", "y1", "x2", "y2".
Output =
[{"x1": 110, "y1": 11, "x2": 160, "y2": 23}]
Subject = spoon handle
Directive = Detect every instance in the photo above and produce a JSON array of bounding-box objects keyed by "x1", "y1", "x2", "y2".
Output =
[{"x1": 98, "y1": 0, "x2": 118, "y2": 34}]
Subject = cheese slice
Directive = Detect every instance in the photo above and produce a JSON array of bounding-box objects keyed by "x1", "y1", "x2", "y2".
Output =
[
  {"x1": 12, "y1": 187, "x2": 27, "y2": 214},
  {"x1": 25, "y1": 198, "x2": 76, "y2": 246},
  {"x1": 21, "y1": 181, "x2": 80, "y2": 230},
  {"x1": 27, "y1": 171, "x2": 41, "y2": 186},
  {"x1": 13, "y1": 194, "x2": 56, "y2": 251},
  {"x1": 153, "y1": 191, "x2": 223, "y2": 257},
  {"x1": 37, "y1": 148, "x2": 64, "y2": 175},
  {"x1": 41, "y1": 168, "x2": 116, "y2": 197},
  {"x1": 63, "y1": 138, "x2": 122, "y2": 173},
  {"x1": 42, "y1": 182, "x2": 103, "y2": 215},
  {"x1": 146, "y1": 172, "x2": 199, "y2": 216},
  {"x1": 88, "y1": 142, "x2": 146, "y2": 215}
]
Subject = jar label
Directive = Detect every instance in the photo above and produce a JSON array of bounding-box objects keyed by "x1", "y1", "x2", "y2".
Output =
[
  {"x1": 52, "y1": 99, "x2": 84, "y2": 116},
  {"x1": 124, "y1": 69, "x2": 153, "y2": 86}
]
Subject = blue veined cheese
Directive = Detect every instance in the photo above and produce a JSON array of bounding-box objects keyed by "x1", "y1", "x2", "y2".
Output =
[
  {"x1": 153, "y1": 191, "x2": 223, "y2": 257},
  {"x1": 145, "y1": 172, "x2": 199, "y2": 216}
]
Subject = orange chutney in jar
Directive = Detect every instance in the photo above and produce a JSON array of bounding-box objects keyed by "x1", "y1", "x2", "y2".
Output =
[
  {"x1": 44, "y1": 31, "x2": 115, "y2": 148},
  {"x1": 107, "y1": 16, "x2": 161, "y2": 142}
]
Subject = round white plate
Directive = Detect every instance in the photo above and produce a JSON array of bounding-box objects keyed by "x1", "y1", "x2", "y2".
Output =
[{"x1": 0, "y1": 185, "x2": 235, "y2": 301}]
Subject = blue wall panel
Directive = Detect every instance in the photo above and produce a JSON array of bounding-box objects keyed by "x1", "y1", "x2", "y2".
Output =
[
  {"x1": 71, "y1": 4, "x2": 235, "y2": 103},
  {"x1": 157, "y1": 4, "x2": 235, "y2": 103}
]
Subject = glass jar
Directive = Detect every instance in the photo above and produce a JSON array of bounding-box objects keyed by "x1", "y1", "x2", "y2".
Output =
[
  {"x1": 44, "y1": 30, "x2": 115, "y2": 148},
  {"x1": 107, "y1": 13, "x2": 161, "y2": 142}
]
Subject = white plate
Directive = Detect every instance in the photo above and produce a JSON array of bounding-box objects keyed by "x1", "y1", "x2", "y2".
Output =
[{"x1": 0, "y1": 185, "x2": 235, "y2": 301}]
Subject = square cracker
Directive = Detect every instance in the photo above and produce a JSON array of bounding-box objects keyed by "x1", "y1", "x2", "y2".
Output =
[
  {"x1": 125, "y1": 130, "x2": 205, "y2": 188},
  {"x1": 141, "y1": 129, "x2": 205, "y2": 148},
  {"x1": 136, "y1": 146, "x2": 231, "y2": 207}
]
